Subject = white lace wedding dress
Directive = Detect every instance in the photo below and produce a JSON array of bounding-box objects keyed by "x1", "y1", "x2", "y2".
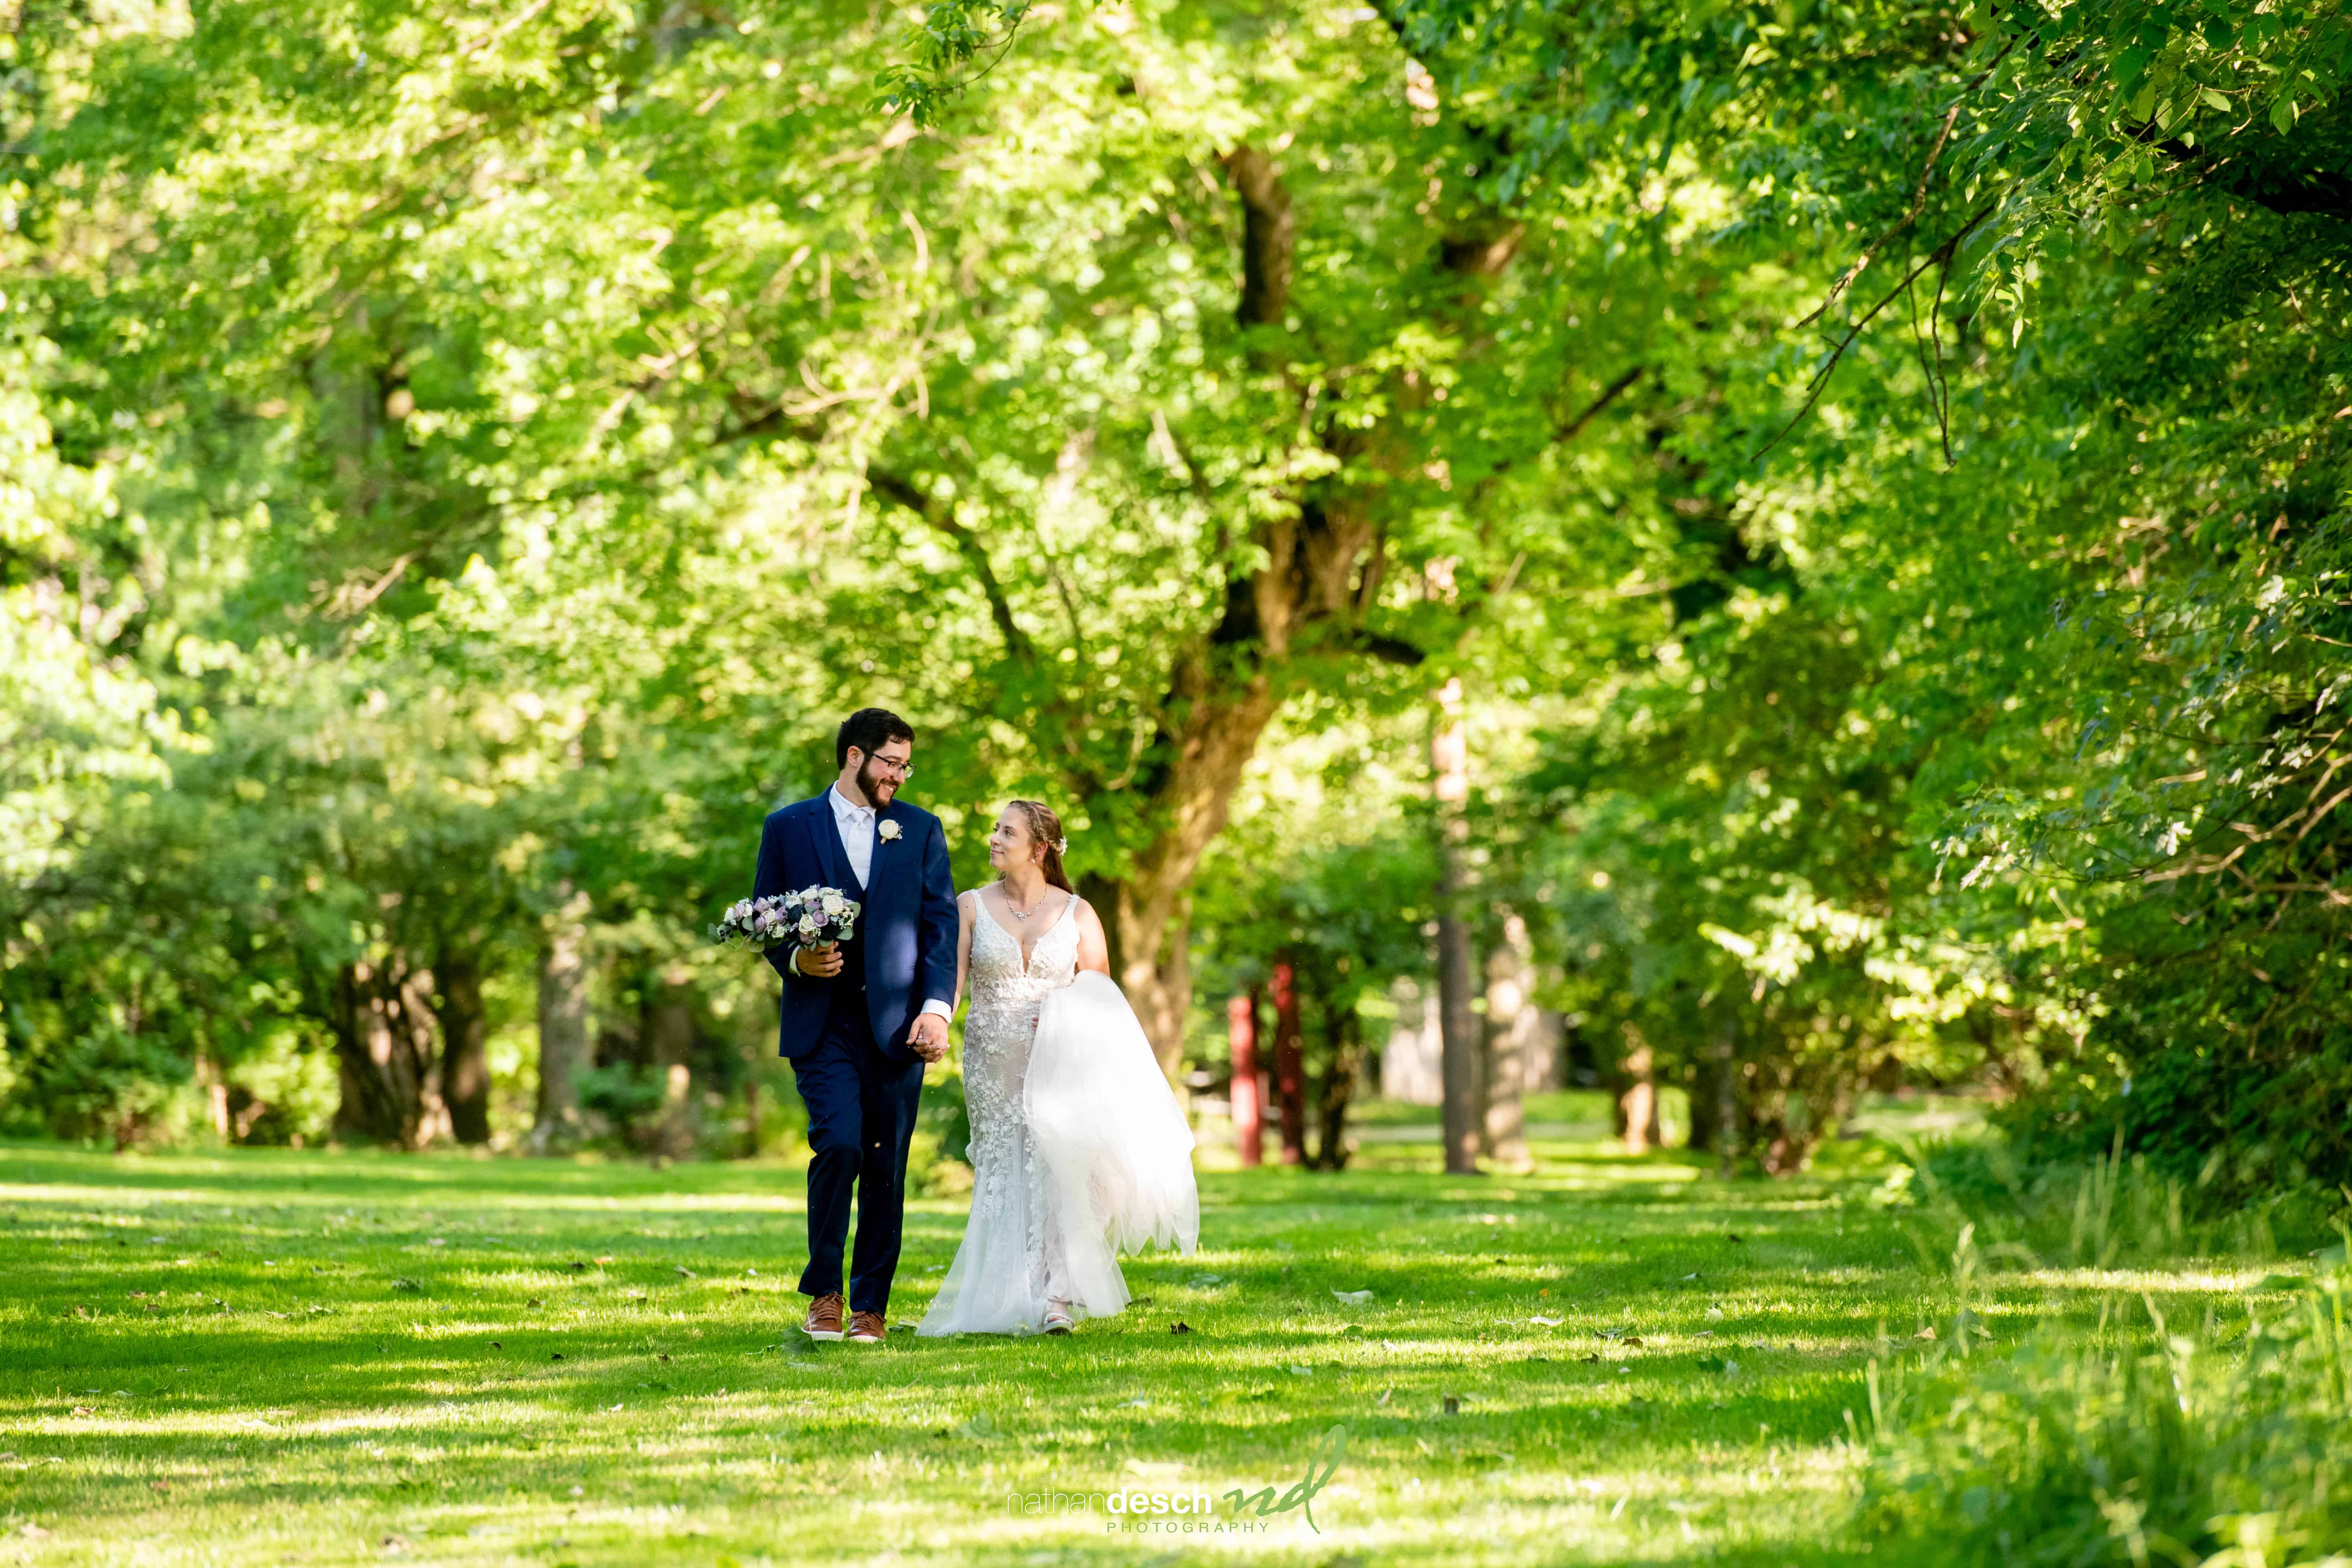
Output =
[{"x1": 916, "y1": 892, "x2": 1198, "y2": 1337}]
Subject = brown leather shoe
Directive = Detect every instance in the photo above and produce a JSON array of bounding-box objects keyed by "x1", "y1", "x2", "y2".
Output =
[
  {"x1": 847, "y1": 1310, "x2": 886, "y2": 1343},
  {"x1": 801, "y1": 1292, "x2": 844, "y2": 1342}
]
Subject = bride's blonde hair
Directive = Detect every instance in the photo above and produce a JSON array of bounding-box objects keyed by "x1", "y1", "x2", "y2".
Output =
[{"x1": 1004, "y1": 800, "x2": 1074, "y2": 894}]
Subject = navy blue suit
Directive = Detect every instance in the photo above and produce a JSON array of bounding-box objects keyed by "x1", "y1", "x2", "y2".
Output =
[{"x1": 753, "y1": 791, "x2": 957, "y2": 1316}]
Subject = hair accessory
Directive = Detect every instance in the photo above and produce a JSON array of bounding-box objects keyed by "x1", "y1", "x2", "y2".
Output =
[{"x1": 1054, "y1": 837, "x2": 1069, "y2": 855}]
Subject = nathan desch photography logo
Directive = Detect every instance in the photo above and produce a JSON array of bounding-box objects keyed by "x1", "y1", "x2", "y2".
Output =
[{"x1": 1007, "y1": 1424, "x2": 1349, "y2": 1537}]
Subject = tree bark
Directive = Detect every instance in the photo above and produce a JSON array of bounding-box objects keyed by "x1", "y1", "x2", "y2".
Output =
[
  {"x1": 1712, "y1": 1009, "x2": 1740, "y2": 1180},
  {"x1": 1615, "y1": 1027, "x2": 1662, "y2": 1154},
  {"x1": 1314, "y1": 1003, "x2": 1359, "y2": 1170},
  {"x1": 1431, "y1": 679, "x2": 1483, "y2": 1175},
  {"x1": 1270, "y1": 957, "x2": 1306, "y2": 1165},
  {"x1": 1482, "y1": 911, "x2": 1535, "y2": 1169},
  {"x1": 332, "y1": 956, "x2": 445, "y2": 1149},
  {"x1": 1228, "y1": 988, "x2": 1263, "y2": 1167},
  {"x1": 434, "y1": 950, "x2": 492, "y2": 1146},
  {"x1": 195, "y1": 1049, "x2": 230, "y2": 1142},
  {"x1": 530, "y1": 893, "x2": 590, "y2": 1153}
]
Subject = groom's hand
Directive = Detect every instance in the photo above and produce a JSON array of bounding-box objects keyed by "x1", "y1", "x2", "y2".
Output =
[
  {"x1": 791, "y1": 943, "x2": 843, "y2": 978},
  {"x1": 908, "y1": 1012, "x2": 949, "y2": 1062}
]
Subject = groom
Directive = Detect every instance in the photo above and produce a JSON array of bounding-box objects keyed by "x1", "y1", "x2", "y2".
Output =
[{"x1": 753, "y1": 708, "x2": 957, "y2": 1343}]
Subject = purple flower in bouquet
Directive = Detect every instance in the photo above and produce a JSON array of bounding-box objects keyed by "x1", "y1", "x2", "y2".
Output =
[{"x1": 713, "y1": 886, "x2": 860, "y2": 954}]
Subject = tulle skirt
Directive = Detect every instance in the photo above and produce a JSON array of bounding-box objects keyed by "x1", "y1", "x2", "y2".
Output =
[{"x1": 916, "y1": 972, "x2": 1197, "y2": 1336}]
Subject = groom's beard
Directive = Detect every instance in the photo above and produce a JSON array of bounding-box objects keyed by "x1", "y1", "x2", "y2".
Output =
[{"x1": 857, "y1": 758, "x2": 897, "y2": 807}]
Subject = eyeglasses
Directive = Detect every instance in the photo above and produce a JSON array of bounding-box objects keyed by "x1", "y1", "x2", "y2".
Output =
[{"x1": 867, "y1": 755, "x2": 914, "y2": 780}]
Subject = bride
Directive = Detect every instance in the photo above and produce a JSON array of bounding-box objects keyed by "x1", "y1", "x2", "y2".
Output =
[{"x1": 916, "y1": 800, "x2": 1199, "y2": 1337}]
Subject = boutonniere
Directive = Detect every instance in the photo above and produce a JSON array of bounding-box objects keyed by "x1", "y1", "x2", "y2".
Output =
[{"x1": 877, "y1": 820, "x2": 903, "y2": 842}]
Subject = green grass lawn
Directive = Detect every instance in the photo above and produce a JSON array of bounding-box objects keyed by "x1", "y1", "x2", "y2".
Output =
[{"x1": 0, "y1": 1119, "x2": 2262, "y2": 1567}]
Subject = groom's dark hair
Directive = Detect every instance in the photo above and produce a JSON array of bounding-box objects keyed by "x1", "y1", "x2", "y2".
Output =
[{"x1": 836, "y1": 708, "x2": 915, "y2": 768}]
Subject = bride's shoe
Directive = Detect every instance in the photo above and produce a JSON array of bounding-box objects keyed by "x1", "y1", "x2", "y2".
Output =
[{"x1": 1042, "y1": 1302, "x2": 1075, "y2": 1335}]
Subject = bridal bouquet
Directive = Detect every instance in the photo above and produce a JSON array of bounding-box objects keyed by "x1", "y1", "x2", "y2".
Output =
[{"x1": 714, "y1": 887, "x2": 859, "y2": 954}]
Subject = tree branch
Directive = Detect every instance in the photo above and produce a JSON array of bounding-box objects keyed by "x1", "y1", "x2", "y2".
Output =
[
  {"x1": 1756, "y1": 201, "x2": 1997, "y2": 463},
  {"x1": 863, "y1": 465, "x2": 1036, "y2": 665},
  {"x1": 1223, "y1": 146, "x2": 1295, "y2": 329},
  {"x1": 1557, "y1": 365, "x2": 1645, "y2": 443}
]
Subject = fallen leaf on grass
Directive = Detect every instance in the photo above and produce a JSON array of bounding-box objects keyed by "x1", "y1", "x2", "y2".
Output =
[
  {"x1": 656, "y1": 1354, "x2": 671, "y2": 1363},
  {"x1": 1527, "y1": 1315, "x2": 1564, "y2": 1327},
  {"x1": 1579, "y1": 1354, "x2": 1600, "y2": 1364},
  {"x1": 1331, "y1": 1289, "x2": 1373, "y2": 1303},
  {"x1": 490, "y1": 1341, "x2": 502, "y2": 1350},
  {"x1": 1914, "y1": 1326, "x2": 1936, "y2": 1340},
  {"x1": 1169, "y1": 1322, "x2": 1191, "y2": 1334},
  {"x1": 549, "y1": 1353, "x2": 565, "y2": 1362},
  {"x1": 1128, "y1": 1295, "x2": 1153, "y2": 1306},
  {"x1": 69, "y1": 1407, "x2": 92, "y2": 1417},
  {"x1": 1287, "y1": 1365, "x2": 1313, "y2": 1376},
  {"x1": 1442, "y1": 1395, "x2": 1461, "y2": 1414},
  {"x1": 673, "y1": 1266, "x2": 697, "y2": 1279}
]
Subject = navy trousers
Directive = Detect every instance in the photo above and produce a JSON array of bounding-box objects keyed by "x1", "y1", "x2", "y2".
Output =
[{"x1": 791, "y1": 1010, "x2": 925, "y2": 1315}]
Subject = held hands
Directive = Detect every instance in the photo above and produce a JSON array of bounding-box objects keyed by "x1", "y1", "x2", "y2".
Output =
[
  {"x1": 791, "y1": 942, "x2": 844, "y2": 979},
  {"x1": 907, "y1": 1011, "x2": 950, "y2": 1064},
  {"x1": 791, "y1": 944, "x2": 944, "y2": 1061}
]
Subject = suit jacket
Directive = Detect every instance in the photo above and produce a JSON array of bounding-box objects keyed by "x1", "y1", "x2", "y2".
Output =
[{"x1": 753, "y1": 791, "x2": 958, "y2": 1067}]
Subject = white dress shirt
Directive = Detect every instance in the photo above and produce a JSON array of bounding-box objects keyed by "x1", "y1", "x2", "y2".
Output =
[
  {"x1": 828, "y1": 782, "x2": 879, "y2": 887},
  {"x1": 822, "y1": 783, "x2": 952, "y2": 1023}
]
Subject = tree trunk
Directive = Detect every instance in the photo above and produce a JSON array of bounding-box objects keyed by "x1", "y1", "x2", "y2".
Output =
[
  {"x1": 1432, "y1": 679, "x2": 1483, "y2": 1175},
  {"x1": 195, "y1": 1049, "x2": 230, "y2": 1142},
  {"x1": 1482, "y1": 911, "x2": 1535, "y2": 1169},
  {"x1": 332, "y1": 957, "x2": 444, "y2": 1149},
  {"x1": 1084, "y1": 871, "x2": 1195, "y2": 1080},
  {"x1": 1615, "y1": 1027, "x2": 1662, "y2": 1154},
  {"x1": 1228, "y1": 988, "x2": 1263, "y2": 1167},
  {"x1": 1270, "y1": 956, "x2": 1306, "y2": 1166},
  {"x1": 1712, "y1": 1010, "x2": 1740, "y2": 1180},
  {"x1": 648, "y1": 966, "x2": 696, "y2": 1160},
  {"x1": 530, "y1": 895, "x2": 590, "y2": 1153},
  {"x1": 1314, "y1": 1003, "x2": 1359, "y2": 1170},
  {"x1": 435, "y1": 950, "x2": 492, "y2": 1146}
]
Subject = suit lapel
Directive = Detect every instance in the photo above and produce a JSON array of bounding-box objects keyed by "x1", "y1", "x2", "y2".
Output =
[
  {"x1": 802, "y1": 794, "x2": 846, "y2": 890},
  {"x1": 870, "y1": 803, "x2": 903, "y2": 906}
]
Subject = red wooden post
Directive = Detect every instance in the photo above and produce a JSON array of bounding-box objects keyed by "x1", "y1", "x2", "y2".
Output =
[
  {"x1": 1271, "y1": 959, "x2": 1306, "y2": 1165},
  {"x1": 1228, "y1": 990, "x2": 1263, "y2": 1167}
]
